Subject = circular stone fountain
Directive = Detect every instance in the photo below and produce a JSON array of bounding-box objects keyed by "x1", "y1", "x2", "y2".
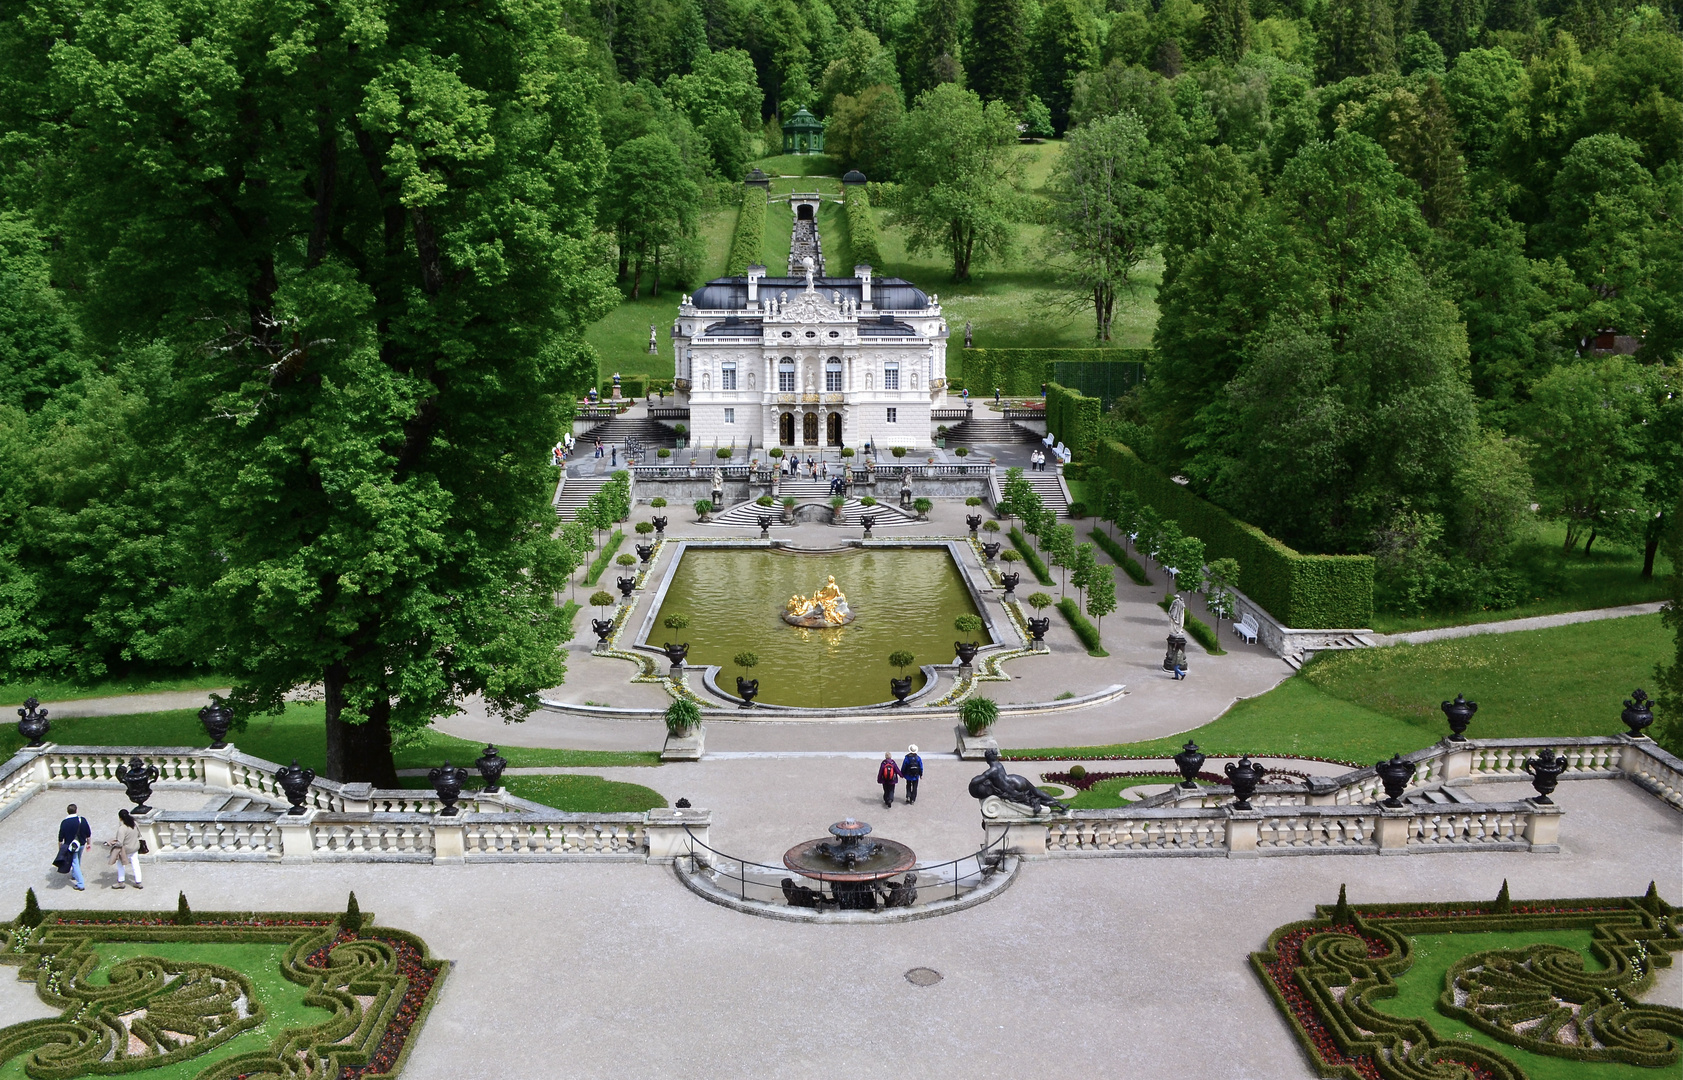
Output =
[{"x1": 784, "y1": 818, "x2": 916, "y2": 909}]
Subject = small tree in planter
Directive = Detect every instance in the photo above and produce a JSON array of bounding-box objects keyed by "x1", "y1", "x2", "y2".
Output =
[
  {"x1": 913, "y1": 497, "x2": 932, "y2": 520},
  {"x1": 663, "y1": 612, "x2": 691, "y2": 629},
  {"x1": 650, "y1": 497, "x2": 668, "y2": 509},
  {"x1": 890, "y1": 446, "x2": 907, "y2": 459},
  {"x1": 887, "y1": 649, "x2": 917, "y2": 704},
  {"x1": 733, "y1": 650, "x2": 760, "y2": 706},
  {"x1": 959, "y1": 696, "x2": 998, "y2": 737},
  {"x1": 768, "y1": 447, "x2": 784, "y2": 459},
  {"x1": 590, "y1": 590, "x2": 616, "y2": 614},
  {"x1": 780, "y1": 496, "x2": 797, "y2": 522},
  {"x1": 830, "y1": 495, "x2": 847, "y2": 523},
  {"x1": 693, "y1": 499, "x2": 713, "y2": 522},
  {"x1": 664, "y1": 698, "x2": 702, "y2": 737},
  {"x1": 635, "y1": 521, "x2": 654, "y2": 535}
]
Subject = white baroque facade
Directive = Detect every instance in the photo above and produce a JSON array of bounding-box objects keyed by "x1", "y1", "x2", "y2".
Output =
[{"x1": 672, "y1": 264, "x2": 947, "y2": 450}]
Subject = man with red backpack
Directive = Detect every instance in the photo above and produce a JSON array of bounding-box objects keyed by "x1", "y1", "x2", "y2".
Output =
[{"x1": 876, "y1": 752, "x2": 900, "y2": 808}]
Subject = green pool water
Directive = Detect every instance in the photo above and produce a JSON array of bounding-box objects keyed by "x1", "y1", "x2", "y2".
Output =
[{"x1": 651, "y1": 547, "x2": 990, "y2": 707}]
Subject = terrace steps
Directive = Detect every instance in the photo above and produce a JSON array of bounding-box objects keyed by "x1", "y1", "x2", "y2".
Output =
[{"x1": 554, "y1": 476, "x2": 611, "y2": 521}]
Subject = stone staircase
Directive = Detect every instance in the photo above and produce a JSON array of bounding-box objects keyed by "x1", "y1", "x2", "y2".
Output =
[
  {"x1": 1021, "y1": 472, "x2": 1071, "y2": 519},
  {"x1": 204, "y1": 793, "x2": 280, "y2": 812},
  {"x1": 709, "y1": 494, "x2": 919, "y2": 528},
  {"x1": 553, "y1": 475, "x2": 610, "y2": 521},
  {"x1": 580, "y1": 415, "x2": 678, "y2": 448},
  {"x1": 945, "y1": 417, "x2": 1040, "y2": 444}
]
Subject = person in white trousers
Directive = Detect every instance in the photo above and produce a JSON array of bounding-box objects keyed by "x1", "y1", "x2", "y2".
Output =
[{"x1": 106, "y1": 808, "x2": 144, "y2": 889}]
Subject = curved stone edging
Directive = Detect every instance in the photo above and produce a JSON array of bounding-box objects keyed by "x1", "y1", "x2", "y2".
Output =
[
  {"x1": 536, "y1": 681, "x2": 1127, "y2": 722},
  {"x1": 673, "y1": 855, "x2": 1021, "y2": 922}
]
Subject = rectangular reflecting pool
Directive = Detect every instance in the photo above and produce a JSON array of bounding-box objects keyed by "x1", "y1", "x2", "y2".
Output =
[{"x1": 649, "y1": 547, "x2": 990, "y2": 708}]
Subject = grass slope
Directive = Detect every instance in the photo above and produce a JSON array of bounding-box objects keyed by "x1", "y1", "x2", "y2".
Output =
[
  {"x1": 0, "y1": 673, "x2": 228, "y2": 708},
  {"x1": 1012, "y1": 614, "x2": 1669, "y2": 765}
]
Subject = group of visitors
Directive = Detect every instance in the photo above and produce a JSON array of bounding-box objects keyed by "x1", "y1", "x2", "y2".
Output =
[
  {"x1": 779, "y1": 455, "x2": 827, "y2": 479},
  {"x1": 52, "y1": 804, "x2": 144, "y2": 891},
  {"x1": 827, "y1": 476, "x2": 849, "y2": 497},
  {"x1": 551, "y1": 433, "x2": 575, "y2": 465},
  {"x1": 875, "y1": 746, "x2": 924, "y2": 807},
  {"x1": 1029, "y1": 449, "x2": 1050, "y2": 471}
]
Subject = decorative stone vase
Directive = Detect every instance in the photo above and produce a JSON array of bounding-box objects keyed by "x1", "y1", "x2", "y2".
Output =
[
  {"x1": 1173, "y1": 740, "x2": 1206, "y2": 789},
  {"x1": 1000, "y1": 571, "x2": 1020, "y2": 602},
  {"x1": 1027, "y1": 617, "x2": 1051, "y2": 650},
  {"x1": 832, "y1": 507, "x2": 846, "y2": 526},
  {"x1": 953, "y1": 641, "x2": 979, "y2": 667},
  {"x1": 1621, "y1": 689, "x2": 1654, "y2": 738},
  {"x1": 15, "y1": 697, "x2": 49, "y2": 748},
  {"x1": 966, "y1": 514, "x2": 982, "y2": 536},
  {"x1": 781, "y1": 505, "x2": 794, "y2": 525},
  {"x1": 117, "y1": 757, "x2": 161, "y2": 815},
  {"x1": 275, "y1": 759, "x2": 315, "y2": 814},
  {"x1": 591, "y1": 618, "x2": 615, "y2": 649},
  {"x1": 890, "y1": 677, "x2": 913, "y2": 706},
  {"x1": 1224, "y1": 756, "x2": 1266, "y2": 810},
  {"x1": 1375, "y1": 754, "x2": 1414, "y2": 807},
  {"x1": 758, "y1": 514, "x2": 773, "y2": 538},
  {"x1": 981, "y1": 542, "x2": 1001, "y2": 563},
  {"x1": 736, "y1": 677, "x2": 759, "y2": 708},
  {"x1": 429, "y1": 762, "x2": 470, "y2": 816},
  {"x1": 1522, "y1": 748, "x2": 1567, "y2": 804},
  {"x1": 861, "y1": 515, "x2": 876, "y2": 540},
  {"x1": 198, "y1": 701, "x2": 233, "y2": 749},
  {"x1": 475, "y1": 745, "x2": 508, "y2": 793},
  {"x1": 636, "y1": 543, "x2": 655, "y2": 565},
  {"x1": 662, "y1": 641, "x2": 689, "y2": 677},
  {"x1": 1440, "y1": 694, "x2": 1477, "y2": 741},
  {"x1": 652, "y1": 515, "x2": 667, "y2": 537},
  {"x1": 616, "y1": 575, "x2": 636, "y2": 601}
]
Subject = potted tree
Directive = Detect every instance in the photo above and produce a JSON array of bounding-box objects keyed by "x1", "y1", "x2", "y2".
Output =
[
  {"x1": 1025, "y1": 592, "x2": 1053, "y2": 651},
  {"x1": 830, "y1": 495, "x2": 847, "y2": 525},
  {"x1": 672, "y1": 423, "x2": 687, "y2": 449},
  {"x1": 887, "y1": 650, "x2": 916, "y2": 705},
  {"x1": 913, "y1": 497, "x2": 933, "y2": 521},
  {"x1": 589, "y1": 590, "x2": 617, "y2": 651},
  {"x1": 660, "y1": 699, "x2": 705, "y2": 761},
  {"x1": 780, "y1": 496, "x2": 798, "y2": 524},
  {"x1": 956, "y1": 696, "x2": 1000, "y2": 759},
  {"x1": 693, "y1": 498, "x2": 713, "y2": 523},
  {"x1": 733, "y1": 651, "x2": 760, "y2": 707}
]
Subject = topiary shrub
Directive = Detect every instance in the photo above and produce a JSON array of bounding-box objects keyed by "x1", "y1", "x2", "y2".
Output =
[
  {"x1": 861, "y1": 496, "x2": 877, "y2": 506},
  {"x1": 954, "y1": 613, "x2": 983, "y2": 635},
  {"x1": 841, "y1": 447, "x2": 855, "y2": 458},
  {"x1": 590, "y1": 590, "x2": 616, "y2": 609},
  {"x1": 1069, "y1": 764, "x2": 1087, "y2": 781},
  {"x1": 657, "y1": 447, "x2": 671, "y2": 458},
  {"x1": 1026, "y1": 591, "x2": 1053, "y2": 611},
  {"x1": 768, "y1": 447, "x2": 784, "y2": 458},
  {"x1": 650, "y1": 497, "x2": 668, "y2": 508},
  {"x1": 733, "y1": 651, "x2": 759, "y2": 671},
  {"x1": 635, "y1": 521, "x2": 654, "y2": 534},
  {"x1": 982, "y1": 520, "x2": 1000, "y2": 533},
  {"x1": 715, "y1": 447, "x2": 732, "y2": 459},
  {"x1": 955, "y1": 446, "x2": 969, "y2": 456},
  {"x1": 888, "y1": 650, "x2": 915, "y2": 675},
  {"x1": 890, "y1": 446, "x2": 907, "y2": 458},
  {"x1": 19, "y1": 888, "x2": 42, "y2": 928},
  {"x1": 341, "y1": 892, "x2": 363, "y2": 933},
  {"x1": 1000, "y1": 549, "x2": 1022, "y2": 564},
  {"x1": 959, "y1": 696, "x2": 999, "y2": 737},
  {"x1": 966, "y1": 496, "x2": 983, "y2": 506},
  {"x1": 663, "y1": 612, "x2": 690, "y2": 629},
  {"x1": 175, "y1": 892, "x2": 193, "y2": 926},
  {"x1": 615, "y1": 553, "x2": 635, "y2": 566},
  {"x1": 756, "y1": 494, "x2": 775, "y2": 506}
]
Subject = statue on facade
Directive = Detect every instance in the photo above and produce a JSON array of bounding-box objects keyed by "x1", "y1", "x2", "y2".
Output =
[
  {"x1": 648, "y1": 324, "x2": 658, "y2": 354},
  {"x1": 968, "y1": 749, "x2": 1067, "y2": 813},
  {"x1": 1168, "y1": 594, "x2": 1186, "y2": 631},
  {"x1": 964, "y1": 321, "x2": 973, "y2": 348}
]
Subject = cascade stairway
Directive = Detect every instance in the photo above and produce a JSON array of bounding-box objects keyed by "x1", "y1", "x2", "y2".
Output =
[
  {"x1": 580, "y1": 415, "x2": 678, "y2": 448},
  {"x1": 944, "y1": 416, "x2": 1040, "y2": 444},
  {"x1": 553, "y1": 475, "x2": 610, "y2": 520},
  {"x1": 1020, "y1": 472, "x2": 1071, "y2": 519}
]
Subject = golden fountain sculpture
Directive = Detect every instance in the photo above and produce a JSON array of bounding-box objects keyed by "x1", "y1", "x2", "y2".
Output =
[{"x1": 783, "y1": 575, "x2": 856, "y2": 627}]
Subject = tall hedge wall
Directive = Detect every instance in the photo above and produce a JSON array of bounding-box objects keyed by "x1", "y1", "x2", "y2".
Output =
[
  {"x1": 726, "y1": 186, "x2": 767, "y2": 276},
  {"x1": 1046, "y1": 382, "x2": 1101, "y2": 459},
  {"x1": 1095, "y1": 440, "x2": 1374, "y2": 629},
  {"x1": 954, "y1": 349, "x2": 1147, "y2": 397},
  {"x1": 843, "y1": 185, "x2": 882, "y2": 270}
]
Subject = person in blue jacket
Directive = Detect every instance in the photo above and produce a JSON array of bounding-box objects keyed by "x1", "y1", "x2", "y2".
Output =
[
  {"x1": 901, "y1": 745, "x2": 924, "y2": 805},
  {"x1": 55, "y1": 804, "x2": 91, "y2": 891}
]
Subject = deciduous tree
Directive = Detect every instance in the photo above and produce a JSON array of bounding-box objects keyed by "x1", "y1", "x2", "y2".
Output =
[{"x1": 891, "y1": 84, "x2": 1022, "y2": 281}]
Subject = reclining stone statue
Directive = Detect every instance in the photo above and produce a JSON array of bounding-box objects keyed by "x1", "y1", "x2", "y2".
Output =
[{"x1": 967, "y1": 748, "x2": 1068, "y2": 813}]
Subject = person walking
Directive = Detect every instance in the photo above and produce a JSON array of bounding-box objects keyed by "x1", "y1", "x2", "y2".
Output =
[
  {"x1": 54, "y1": 804, "x2": 91, "y2": 891},
  {"x1": 105, "y1": 809, "x2": 144, "y2": 889},
  {"x1": 901, "y1": 745, "x2": 924, "y2": 805},
  {"x1": 876, "y1": 752, "x2": 900, "y2": 808},
  {"x1": 994, "y1": 386, "x2": 1000, "y2": 403}
]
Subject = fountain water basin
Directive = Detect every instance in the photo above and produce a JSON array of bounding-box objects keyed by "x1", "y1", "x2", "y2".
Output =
[{"x1": 783, "y1": 818, "x2": 916, "y2": 883}]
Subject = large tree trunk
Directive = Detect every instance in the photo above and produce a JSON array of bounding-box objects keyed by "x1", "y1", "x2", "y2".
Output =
[
  {"x1": 1643, "y1": 512, "x2": 1666, "y2": 578},
  {"x1": 323, "y1": 663, "x2": 399, "y2": 786}
]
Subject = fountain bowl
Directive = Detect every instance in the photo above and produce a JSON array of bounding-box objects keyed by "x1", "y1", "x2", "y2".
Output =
[{"x1": 783, "y1": 817, "x2": 917, "y2": 883}]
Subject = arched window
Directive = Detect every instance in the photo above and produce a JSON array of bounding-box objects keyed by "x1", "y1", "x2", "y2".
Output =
[
  {"x1": 825, "y1": 358, "x2": 842, "y2": 392},
  {"x1": 778, "y1": 358, "x2": 795, "y2": 392},
  {"x1": 883, "y1": 361, "x2": 900, "y2": 391},
  {"x1": 721, "y1": 361, "x2": 737, "y2": 390}
]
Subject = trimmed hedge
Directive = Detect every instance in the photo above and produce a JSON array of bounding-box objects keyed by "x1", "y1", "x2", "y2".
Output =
[
  {"x1": 1095, "y1": 440, "x2": 1373, "y2": 629},
  {"x1": 1046, "y1": 382, "x2": 1101, "y2": 460},
  {"x1": 954, "y1": 349, "x2": 1147, "y2": 398},
  {"x1": 602, "y1": 374, "x2": 648, "y2": 399},
  {"x1": 1056, "y1": 597, "x2": 1108, "y2": 656},
  {"x1": 1008, "y1": 527, "x2": 1053, "y2": 585},
  {"x1": 843, "y1": 185, "x2": 882, "y2": 270},
  {"x1": 726, "y1": 186, "x2": 767, "y2": 276},
  {"x1": 1090, "y1": 528, "x2": 1149, "y2": 585},
  {"x1": 584, "y1": 530, "x2": 625, "y2": 586}
]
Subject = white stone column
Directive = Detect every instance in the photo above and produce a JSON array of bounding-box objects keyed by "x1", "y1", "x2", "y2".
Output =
[
  {"x1": 432, "y1": 822, "x2": 466, "y2": 864},
  {"x1": 277, "y1": 810, "x2": 318, "y2": 862},
  {"x1": 645, "y1": 807, "x2": 711, "y2": 862}
]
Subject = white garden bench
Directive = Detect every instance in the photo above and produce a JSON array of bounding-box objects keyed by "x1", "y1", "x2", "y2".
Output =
[{"x1": 1233, "y1": 613, "x2": 1260, "y2": 645}]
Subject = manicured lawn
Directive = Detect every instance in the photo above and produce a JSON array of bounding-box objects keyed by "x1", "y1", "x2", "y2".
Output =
[
  {"x1": 1062, "y1": 774, "x2": 1198, "y2": 809},
  {"x1": 0, "y1": 672, "x2": 227, "y2": 707},
  {"x1": 0, "y1": 703, "x2": 659, "y2": 772},
  {"x1": 398, "y1": 772, "x2": 667, "y2": 813},
  {"x1": 749, "y1": 153, "x2": 840, "y2": 176},
  {"x1": 1009, "y1": 614, "x2": 1670, "y2": 765},
  {"x1": 1369, "y1": 522, "x2": 1673, "y2": 633}
]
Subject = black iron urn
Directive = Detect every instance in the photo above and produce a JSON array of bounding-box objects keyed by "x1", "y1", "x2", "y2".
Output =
[
  {"x1": 275, "y1": 759, "x2": 316, "y2": 814},
  {"x1": 1523, "y1": 748, "x2": 1567, "y2": 804},
  {"x1": 429, "y1": 762, "x2": 470, "y2": 815},
  {"x1": 591, "y1": 618, "x2": 615, "y2": 647},
  {"x1": 1441, "y1": 694, "x2": 1477, "y2": 741},
  {"x1": 1001, "y1": 571, "x2": 1020, "y2": 600},
  {"x1": 1375, "y1": 754, "x2": 1414, "y2": 807},
  {"x1": 890, "y1": 676, "x2": 913, "y2": 706},
  {"x1": 736, "y1": 677, "x2": 759, "y2": 708},
  {"x1": 117, "y1": 756, "x2": 161, "y2": 815},
  {"x1": 1224, "y1": 756, "x2": 1266, "y2": 810},
  {"x1": 1028, "y1": 616, "x2": 1051, "y2": 647},
  {"x1": 616, "y1": 574, "x2": 636, "y2": 599},
  {"x1": 652, "y1": 515, "x2": 667, "y2": 536},
  {"x1": 1621, "y1": 689, "x2": 1654, "y2": 738},
  {"x1": 475, "y1": 744, "x2": 508, "y2": 793},
  {"x1": 636, "y1": 543, "x2": 655, "y2": 564},
  {"x1": 198, "y1": 700, "x2": 233, "y2": 749},
  {"x1": 15, "y1": 698, "x2": 49, "y2": 748},
  {"x1": 662, "y1": 642, "x2": 689, "y2": 669},
  {"x1": 981, "y1": 542, "x2": 1002, "y2": 562},
  {"x1": 954, "y1": 641, "x2": 979, "y2": 666},
  {"x1": 758, "y1": 514, "x2": 773, "y2": 537},
  {"x1": 1174, "y1": 740, "x2": 1206, "y2": 789},
  {"x1": 966, "y1": 514, "x2": 982, "y2": 535}
]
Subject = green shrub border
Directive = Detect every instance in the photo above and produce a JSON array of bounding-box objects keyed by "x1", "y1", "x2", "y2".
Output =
[
  {"x1": 1096, "y1": 440, "x2": 1374, "y2": 629},
  {"x1": 584, "y1": 529, "x2": 625, "y2": 586},
  {"x1": 1008, "y1": 527, "x2": 1053, "y2": 586},
  {"x1": 1045, "y1": 382, "x2": 1101, "y2": 461},
  {"x1": 1252, "y1": 887, "x2": 1682, "y2": 1080},
  {"x1": 726, "y1": 186, "x2": 767, "y2": 276},
  {"x1": 953, "y1": 349, "x2": 1149, "y2": 397},
  {"x1": 1056, "y1": 598, "x2": 1108, "y2": 656},
  {"x1": 1090, "y1": 528, "x2": 1149, "y2": 585},
  {"x1": 842, "y1": 185, "x2": 882, "y2": 270}
]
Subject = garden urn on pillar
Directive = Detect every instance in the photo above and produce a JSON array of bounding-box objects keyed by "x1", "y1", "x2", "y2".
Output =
[
  {"x1": 1440, "y1": 694, "x2": 1477, "y2": 741},
  {"x1": 429, "y1": 762, "x2": 470, "y2": 815},
  {"x1": 198, "y1": 700, "x2": 233, "y2": 749},
  {"x1": 966, "y1": 514, "x2": 982, "y2": 536},
  {"x1": 1174, "y1": 741, "x2": 1206, "y2": 789},
  {"x1": 981, "y1": 542, "x2": 1001, "y2": 563},
  {"x1": 616, "y1": 575, "x2": 636, "y2": 601},
  {"x1": 736, "y1": 677, "x2": 759, "y2": 708},
  {"x1": 1028, "y1": 617, "x2": 1051, "y2": 650},
  {"x1": 1001, "y1": 572, "x2": 1020, "y2": 603},
  {"x1": 954, "y1": 641, "x2": 979, "y2": 668},
  {"x1": 591, "y1": 618, "x2": 615, "y2": 649},
  {"x1": 15, "y1": 698, "x2": 49, "y2": 748},
  {"x1": 118, "y1": 757, "x2": 161, "y2": 815},
  {"x1": 1224, "y1": 756, "x2": 1265, "y2": 810},
  {"x1": 1375, "y1": 755, "x2": 1414, "y2": 807},
  {"x1": 275, "y1": 759, "x2": 316, "y2": 814},
  {"x1": 890, "y1": 677, "x2": 913, "y2": 706},
  {"x1": 475, "y1": 745, "x2": 508, "y2": 793},
  {"x1": 861, "y1": 514, "x2": 876, "y2": 540},
  {"x1": 652, "y1": 515, "x2": 667, "y2": 537},
  {"x1": 636, "y1": 543, "x2": 655, "y2": 565},
  {"x1": 662, "y1": 642, "x2": 689, "y2": 677},
  {"x1": 758, "y1": 514, "x2": 773, "y2": 538},
  {"x1": 1522, "y1": 749, "x2": 1567, "y2": 804},
  {"x1": 1621, "y1": 689, "x2": 1654, "y2": 738}
]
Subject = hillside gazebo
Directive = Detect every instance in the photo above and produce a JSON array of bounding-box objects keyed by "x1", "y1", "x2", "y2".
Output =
[{"x1": 781, "y1": 108, "x2": 824, "y2": 154}]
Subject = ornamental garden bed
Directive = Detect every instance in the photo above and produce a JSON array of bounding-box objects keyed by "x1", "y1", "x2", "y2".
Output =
[
  {"x1": 1253, "y1": 883, "x2": 1681, "y2": 1080},
  {"x1": 0, "y1": 892, "x2": 445, "y2": 1079}
]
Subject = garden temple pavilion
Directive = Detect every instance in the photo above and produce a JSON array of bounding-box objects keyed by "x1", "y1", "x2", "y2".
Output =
[
  {"x1": 671, "y1": 262, "x2": 948, "y2": 450},
  {"x1": 781, "y1": 108, "x2": 824, "y2": 154}
]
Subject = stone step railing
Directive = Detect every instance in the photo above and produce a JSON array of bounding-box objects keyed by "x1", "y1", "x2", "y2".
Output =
[{"x1": 0, "y1": 743, "x2": 708, "y2": 865}]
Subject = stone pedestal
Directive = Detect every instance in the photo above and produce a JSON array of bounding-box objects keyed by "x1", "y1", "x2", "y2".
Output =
[
  {"x1": 201, "y1": 747, "x2": 235, "y2": 792},
  {"x1": 276, "y1": 809, "x2": 319, "y2": 861},
  {"x1": 1525, "y1": 803, "x2": 1562, "y2": 852},
  {"x1": 1224, "y1": 810, "x2": 1260, "y2": 858},
  {"x1": 1376, "y1": 805, "x2": 1413, "y2": 854},
  {"x1": 432, "y1": 822, "x2": 465, "y2": 864},
  {"x1": 646, "y1": 807, "x2": 711, "y2": 861},
  {"x1": 956, "y1": 728, "x2": 997, "y2": 760},
  {"x1": 1440, "y1": 738, "x2": 1475, "y2": 782},
  {"x1": 661, "y1": 725, "x2": 705, "y2": 762}
]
